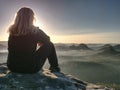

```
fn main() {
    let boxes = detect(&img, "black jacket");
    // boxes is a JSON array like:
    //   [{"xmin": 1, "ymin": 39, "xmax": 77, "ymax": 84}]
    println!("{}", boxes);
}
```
[{"xmin": 7, "ymin": 29, "xmax": 50, "ymax": 73}]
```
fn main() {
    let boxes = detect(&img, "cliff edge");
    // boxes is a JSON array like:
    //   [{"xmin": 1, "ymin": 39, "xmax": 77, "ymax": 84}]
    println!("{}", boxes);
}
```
[{"xmin": 0, "ymin": 64, "xmax": 112, "ymax": 90}]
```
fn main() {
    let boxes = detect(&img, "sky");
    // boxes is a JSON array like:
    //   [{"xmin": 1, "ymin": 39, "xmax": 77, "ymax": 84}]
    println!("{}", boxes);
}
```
[{"xmin": 0, "ymin": 0, "xmax": 120, "ymax": 43}]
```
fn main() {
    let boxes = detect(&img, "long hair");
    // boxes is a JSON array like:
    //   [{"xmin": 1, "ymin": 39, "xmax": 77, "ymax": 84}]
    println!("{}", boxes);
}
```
[{"xmin": 8, "ymin": 7, "xmax": 37, "ymax": 36}]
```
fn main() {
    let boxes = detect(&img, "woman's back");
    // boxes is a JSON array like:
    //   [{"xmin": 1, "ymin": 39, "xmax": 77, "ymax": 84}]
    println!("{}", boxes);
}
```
[
  {"xmin": 8, "ymin": 32, "xmax": 37, "ymax": 54},
  {"xmin": 7, "ymin": 7, "xmax": 60, "ymax": 73}
]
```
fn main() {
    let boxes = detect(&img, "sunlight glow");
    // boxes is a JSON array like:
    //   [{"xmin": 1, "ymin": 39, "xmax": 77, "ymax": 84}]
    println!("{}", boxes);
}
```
[
  {"xmin": 33, "ymin": 15, "xmax": 42, "ymax": 28},
  {"xmin": 33, "ymin": 14, "xmax": 53, "ymax": 36},
  {"xmin": 50, "ymin": 32, "xmax": 120, "ymax": 44},
  {"xmin": 0, "ymin": 31, "xmax": 9, "ymax": 41},
  {"xmin": 33, "ymin": 18, "xmax": 41, "ymax": 27},
  {"xmin": 1, "ymin": 31, "xmax": 120, "ymax": 44}
]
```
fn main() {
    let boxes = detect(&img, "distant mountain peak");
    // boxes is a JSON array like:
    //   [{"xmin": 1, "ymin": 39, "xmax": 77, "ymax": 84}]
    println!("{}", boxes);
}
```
[
  {"xmin": 69, "ymin": 43, "xmax": 92, "ymax": 50},
  {"xmin": 98, "ymin": 44, "xmax": 119, "ymax": 55},
  {"xmin": 113, "ymin": 44, "xmax": 120, "ymax": 51}
]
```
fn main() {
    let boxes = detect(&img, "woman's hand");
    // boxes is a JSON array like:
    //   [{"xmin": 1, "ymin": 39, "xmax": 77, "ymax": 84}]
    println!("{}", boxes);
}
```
[
  {"xmin": 38, "ymin": 42, "xmax": 44, "ymax": 47},
  {"xmin": 36, "ymin": 42, "xmax": 44, "ymax": 51}
]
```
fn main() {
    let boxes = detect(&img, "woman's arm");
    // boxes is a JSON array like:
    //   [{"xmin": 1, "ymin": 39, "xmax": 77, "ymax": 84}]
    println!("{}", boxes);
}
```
[{"xmin": 36, "ymin": 28, "xmax": 50, "ymax": 44}]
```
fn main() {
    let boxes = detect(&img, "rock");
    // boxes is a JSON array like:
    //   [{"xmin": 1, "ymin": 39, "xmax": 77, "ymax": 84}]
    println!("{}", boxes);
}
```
[{"xmin": 0, "ymin": 64, "xmax": 112, "ymax": 90}]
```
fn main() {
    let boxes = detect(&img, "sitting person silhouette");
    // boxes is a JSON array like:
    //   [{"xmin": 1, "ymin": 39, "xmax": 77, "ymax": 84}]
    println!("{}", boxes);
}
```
[{"xmin": 7, "ymin": 7, "xmax": 60, "ymax": 73}]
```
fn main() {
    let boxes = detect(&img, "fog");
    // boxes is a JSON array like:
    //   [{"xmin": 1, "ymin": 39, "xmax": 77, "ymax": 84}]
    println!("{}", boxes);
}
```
[{"xmin": 0, "ymin": 42, "xmax": 120, "ymax": 89}]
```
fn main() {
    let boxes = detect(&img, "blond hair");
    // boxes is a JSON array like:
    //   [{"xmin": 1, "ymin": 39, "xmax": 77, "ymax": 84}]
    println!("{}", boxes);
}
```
[{"xmin": 8, "ymin": 7, "xmax": 37, "ymax": 36}]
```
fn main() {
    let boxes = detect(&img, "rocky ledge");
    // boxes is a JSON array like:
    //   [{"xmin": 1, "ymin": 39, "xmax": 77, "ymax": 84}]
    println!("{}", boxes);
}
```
[{"xmin": 0, "ymin": 64, "xmax": 112, "ymax": 90}]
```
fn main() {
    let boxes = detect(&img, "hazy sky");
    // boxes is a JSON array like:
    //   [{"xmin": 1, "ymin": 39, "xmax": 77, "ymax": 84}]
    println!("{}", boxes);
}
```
[{"xmin": 0, "ymin": 0, "xmax": 120, "ymax": 43}]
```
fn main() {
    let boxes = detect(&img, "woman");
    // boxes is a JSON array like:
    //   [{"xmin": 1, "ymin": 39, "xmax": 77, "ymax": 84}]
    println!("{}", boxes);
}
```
[{"xmin": 7, "ymin": 7, "xmax": 60, "ymax": 73}]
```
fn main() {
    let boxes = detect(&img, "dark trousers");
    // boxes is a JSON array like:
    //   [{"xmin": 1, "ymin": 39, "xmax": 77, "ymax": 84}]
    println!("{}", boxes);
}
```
[
  {"xmin": 34, "ymin": 42, "xmax": 59, "ymax": 71},
  {"xmin": 7, "ymin": 42, "xmax": 59, "ymax": 73}
]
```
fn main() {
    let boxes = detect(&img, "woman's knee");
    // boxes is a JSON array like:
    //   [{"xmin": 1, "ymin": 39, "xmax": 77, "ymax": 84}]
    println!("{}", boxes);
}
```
[{"xmin": 43, "ymin": 42, "xmax": 54, "ymax": 49}]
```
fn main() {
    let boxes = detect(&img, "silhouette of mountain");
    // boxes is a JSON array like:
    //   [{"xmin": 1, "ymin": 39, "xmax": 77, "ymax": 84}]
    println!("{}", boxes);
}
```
[
  {"xmin": 78, "ymin": 44, "xmax": 92, "ymax": 50},
  {"xmin": 69, "ymin": 44, "xmax": 78, "ymax": 50},
  {"xmin": 113, "ymin": 44, "xmax": 120, "ymax": 51},
  {"xmin": 99, "ymin": 44, "xmax": 113, "ymax": 50},
  {"xmin": 98, "ymin": 44, "xmax": 119, "ymax": 55},
  {"xmin": 69, "ymin": 44, "xmax": 92, "ymax": 50}
]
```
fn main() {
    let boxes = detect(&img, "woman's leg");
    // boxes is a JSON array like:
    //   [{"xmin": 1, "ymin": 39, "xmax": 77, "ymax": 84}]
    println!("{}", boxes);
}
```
[
  {"xmin": 35, "ymin": 42, "xmax": 60, "ymax": 71},
  {"xmin": 47, "ymin": 43, "xmax": 60, "ymax": 72}
]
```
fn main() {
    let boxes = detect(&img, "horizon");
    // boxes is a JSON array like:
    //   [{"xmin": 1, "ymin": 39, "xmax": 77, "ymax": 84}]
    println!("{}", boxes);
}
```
[
  {"xmin": 0, "ymin": 0, "xmax": 120, "ymax": 43},
  {"xmin": 0, "ymin": 40, "xmax": 119, "ymax": 45}
]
